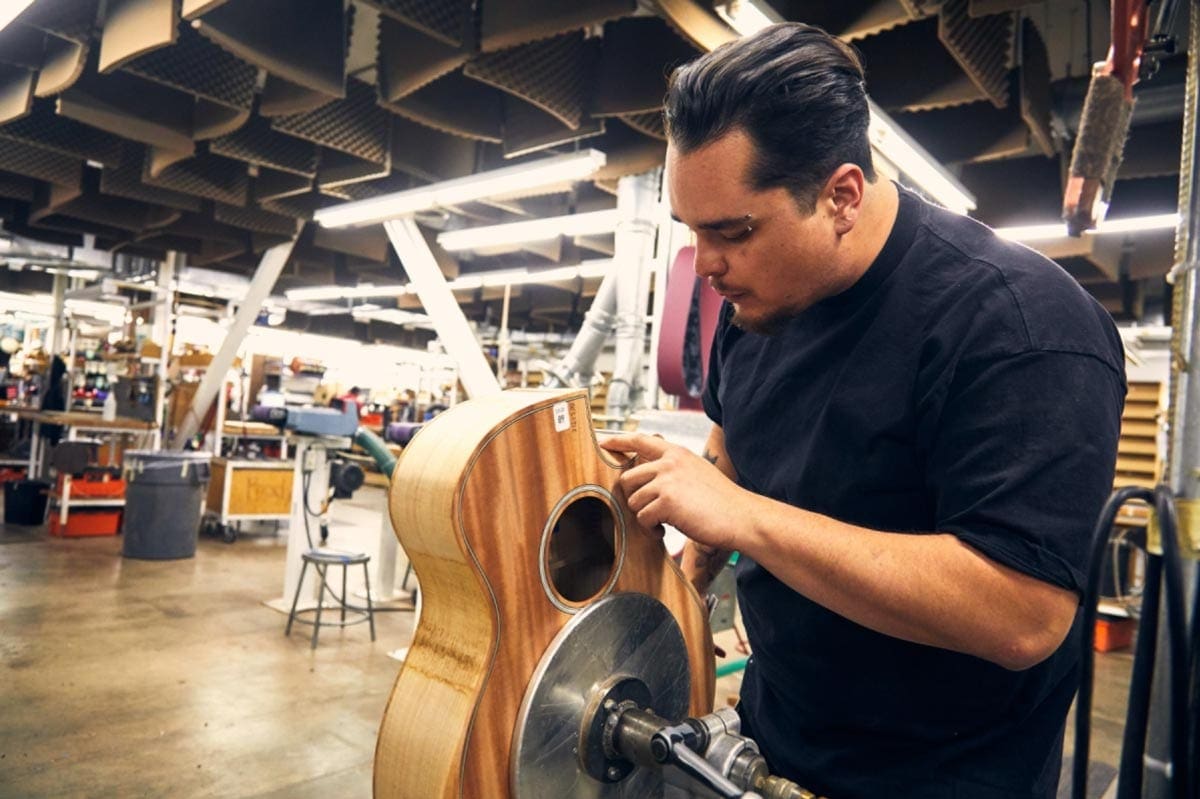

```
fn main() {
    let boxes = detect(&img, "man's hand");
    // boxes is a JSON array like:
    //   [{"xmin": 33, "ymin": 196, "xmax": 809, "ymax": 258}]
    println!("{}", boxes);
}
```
[{"xmin": 600, "ymin": 433, "xmax": 757, "ymax": 553}]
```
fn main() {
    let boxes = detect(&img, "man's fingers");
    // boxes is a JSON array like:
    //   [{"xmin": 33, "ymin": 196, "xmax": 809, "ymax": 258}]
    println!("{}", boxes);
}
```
[
  {"xmin": 618, "ymin": 461, "xmax": 660, "ymax": 495},
  {"xmin": 599, "ymin": 433, "xmax": 670, "ymax": 460}
]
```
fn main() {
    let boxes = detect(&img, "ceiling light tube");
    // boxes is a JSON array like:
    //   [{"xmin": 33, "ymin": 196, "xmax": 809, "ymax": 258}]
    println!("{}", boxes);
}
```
[
  {"xmin": 995, "ymin": 213, "xmax": 1179, "ymax": 242},
  {"xmin": 285, "ymin": 283, "xmax": 408, "ymax": 301},
  {"xmin": 0, "ymin": 1, "xmax": 34, "ymax": 33},
  {"xmin": 314, "ymin": 150, "xmax": 608, "ymax": 229},
  {"xmin": 437, "ymin": 209, "xmax": 620, "ymax": 252},
  {"xmin": 867, "ymin": 100, "xmax": 976, "ymax": 216},
  {"xmin": 715, "ymin": 0, "xmax": 784, "ymax": 36}
]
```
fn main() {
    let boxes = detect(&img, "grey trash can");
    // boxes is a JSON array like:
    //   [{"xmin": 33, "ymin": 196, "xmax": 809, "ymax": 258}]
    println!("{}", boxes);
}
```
[{"xmin": 121, "ymin": 451, "xmax": 212, "ymax": 559}]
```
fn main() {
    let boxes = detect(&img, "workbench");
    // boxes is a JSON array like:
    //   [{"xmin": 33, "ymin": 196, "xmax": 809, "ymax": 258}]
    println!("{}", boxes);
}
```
[{"xmin": 8, "ymin": 409, "xmax": 158, "ymax": 527}]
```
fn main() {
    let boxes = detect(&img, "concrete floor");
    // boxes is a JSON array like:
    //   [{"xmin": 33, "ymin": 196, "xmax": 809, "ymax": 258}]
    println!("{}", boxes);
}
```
[{"xmin": 1, "ymin": 486, "xmax": 1134, "ymax": 798}]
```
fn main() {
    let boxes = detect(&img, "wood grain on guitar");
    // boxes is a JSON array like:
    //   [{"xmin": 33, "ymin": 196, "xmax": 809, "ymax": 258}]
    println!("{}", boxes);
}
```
[{"xmin": 374, "ymin": 388, "xmax": 715, "ymax": 798}]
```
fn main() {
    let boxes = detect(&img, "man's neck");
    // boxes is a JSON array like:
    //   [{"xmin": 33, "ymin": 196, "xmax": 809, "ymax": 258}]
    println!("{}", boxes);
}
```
[{"xmin": 843, "ymin": 179, "xmax": 901, "ymax": 283}]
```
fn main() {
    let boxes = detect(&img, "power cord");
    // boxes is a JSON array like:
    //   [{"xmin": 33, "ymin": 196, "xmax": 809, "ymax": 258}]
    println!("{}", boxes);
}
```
[{"xmin": 300, "ymin": 466, "xmax": 413, "ymax": 614}]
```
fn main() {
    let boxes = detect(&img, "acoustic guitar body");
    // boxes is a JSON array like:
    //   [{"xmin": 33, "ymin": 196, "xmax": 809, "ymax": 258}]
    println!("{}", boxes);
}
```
[{"xmin": 374, "ymin": 388, "xmax": 714, "ymax": 798}]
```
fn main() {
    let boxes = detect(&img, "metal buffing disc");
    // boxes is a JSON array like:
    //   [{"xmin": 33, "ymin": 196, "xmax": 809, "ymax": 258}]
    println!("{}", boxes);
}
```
[{"xmin": 511, "ymin": 592, "xmax": 692, "ymax": 798}]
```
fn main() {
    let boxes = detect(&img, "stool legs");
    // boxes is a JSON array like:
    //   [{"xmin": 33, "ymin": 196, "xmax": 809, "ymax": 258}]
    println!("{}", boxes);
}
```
[
  {"xmin": 310, "ymin": 563, "xmax": 326, "ymax": 649},
  {"xmin": 340, "ymin": 565, "xmax": 348, "ymax": 624},
  {"xmin": 285, "ymin": 559, "xmax": 310, "ymax": 637},
  {"xmin": 362, "ymin": 561, "xmax": 376, "ymax": 642}
]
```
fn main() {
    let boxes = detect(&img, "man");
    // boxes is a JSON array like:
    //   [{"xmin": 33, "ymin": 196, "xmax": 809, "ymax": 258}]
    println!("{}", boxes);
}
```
[{"xmin": 600, "ymin": 22, "xmax": 1125, "ymax": 799}]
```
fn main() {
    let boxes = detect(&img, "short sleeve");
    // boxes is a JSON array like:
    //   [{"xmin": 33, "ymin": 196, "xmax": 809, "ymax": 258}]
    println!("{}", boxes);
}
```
[{"xmin": 926, "ymin": 350, "xmax": 1125, "ymax": 594}]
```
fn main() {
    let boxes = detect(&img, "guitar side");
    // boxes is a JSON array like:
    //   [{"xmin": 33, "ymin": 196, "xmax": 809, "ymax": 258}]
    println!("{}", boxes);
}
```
[{"xmin": 375, "ymin": 389, "xmax": 715, "ymax": 799}]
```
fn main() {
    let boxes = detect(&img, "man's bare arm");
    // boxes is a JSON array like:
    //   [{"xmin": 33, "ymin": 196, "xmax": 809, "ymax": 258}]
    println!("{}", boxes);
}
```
[{"xmin": 681, "ymin": 425, "xmax": 736, "ymax": 594}]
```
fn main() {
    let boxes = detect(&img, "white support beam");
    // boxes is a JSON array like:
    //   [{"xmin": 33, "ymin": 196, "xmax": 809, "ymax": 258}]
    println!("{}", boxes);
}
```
[
  {"xmin": 170, "ymin": 239, "xmax": 297, "ymax": 449},
  {"xmin": 383, "ymin": 218, "xmax": 500, "ymax": 399}
]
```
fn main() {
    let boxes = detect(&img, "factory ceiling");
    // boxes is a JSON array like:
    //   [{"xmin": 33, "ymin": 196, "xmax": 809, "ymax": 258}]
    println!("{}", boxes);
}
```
[{"xmin": 0, "ymin": 0, "xmax": 1188, "ymax": 336}]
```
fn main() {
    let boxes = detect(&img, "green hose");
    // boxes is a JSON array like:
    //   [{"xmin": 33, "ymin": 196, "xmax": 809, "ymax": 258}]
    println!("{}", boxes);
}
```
[
  {"xmin": 716, "ymin": 657, "xmax": 748, "ymax": 678},
  {"xmin": 354, "ymin": 427, "xmax": 397, "ymax": 481}
]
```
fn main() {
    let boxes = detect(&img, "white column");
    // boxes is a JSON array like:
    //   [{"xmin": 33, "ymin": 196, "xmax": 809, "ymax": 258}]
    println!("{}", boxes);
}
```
[
  {"xmin": 171, "ymin": 239, "xmax": 297, "ymax": 449},
  {"xmin": 383, "ymin": 217, "xmax": 500, "ymax": 399}
]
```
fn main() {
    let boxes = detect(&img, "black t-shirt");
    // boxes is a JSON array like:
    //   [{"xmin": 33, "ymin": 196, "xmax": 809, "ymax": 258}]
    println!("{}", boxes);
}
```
[{"xmin": 702, "ymin": 188, "xmax": 1126, "ymax": 799}]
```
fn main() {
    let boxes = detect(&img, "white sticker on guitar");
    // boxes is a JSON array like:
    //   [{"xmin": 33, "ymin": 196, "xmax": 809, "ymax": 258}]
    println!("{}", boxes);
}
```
[{"xmin": 553, "ymin": 401, "xmax": 570, "ymax": 432}]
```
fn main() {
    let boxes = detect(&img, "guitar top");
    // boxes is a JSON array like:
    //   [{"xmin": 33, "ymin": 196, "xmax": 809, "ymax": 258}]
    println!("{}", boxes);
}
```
[{"xmin": 374, "ymin": 388, "xmax": 715, "ymax": 798}]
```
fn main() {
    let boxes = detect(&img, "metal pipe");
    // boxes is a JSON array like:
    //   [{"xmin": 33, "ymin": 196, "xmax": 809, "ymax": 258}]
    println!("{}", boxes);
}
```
[
  {"xmin": 543, "ymin": 268, "xmax": 618, "ymax": 389},
  {"xmin": 605, "ymin": 169, "xmax": 661, "ymax": 421}
]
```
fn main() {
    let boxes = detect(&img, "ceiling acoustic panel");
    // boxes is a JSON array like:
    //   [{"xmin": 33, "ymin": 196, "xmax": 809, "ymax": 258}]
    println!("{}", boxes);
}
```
[
  {"xmin": 389, "ymin": 115, "xmax": 477, "ymax": 181},
  {"xmin": 98, "ymin": 0, "xmax": 178, "ymax": 73},
  {"xmin": 142, "ymin": 149, "xmax": 249, "ymax": 206},
  {"xmin": 382, "ymin": 69, "xmax": 505, "ymax": 143},
  {"xmin": 17, "ymin": 0, "xmax": 100, "ymax": 44},
  {"xmin": 36, "ymin": 34, "xmax": 89, "ymax": 97},
  {"xmin": 464, "ymin": 32, "xmax": 596, "ymax": 131},
  {"xmin": 214, "ymin": 202, "xmax": 299, "ymax": 236},
  {"xmin": 377, "ymin": 14, "xmax": 474, "ymax": 103},
  {"xmin": 766, "ymin": 0, "xmax": 932, "ymax": 41},
  {"xmin": 253, "ymin": 168, "xmax": 314, "ymax": 202},
  {"xmin": 273, "ymin": 79, "xmax": 390, "ymax": 165},
  {"xmin": 480, "ymin": 0, "xmax": 634, "ymax": 53},
  {"xmin": 0, "ymin": 137, "xmax": 83, "ymax": 187},
  {"xmin": 1019, "ymin": 17, "xmax": 1055, "ymax": 158},
  {"xmin": 937, "ymin": 0, "xmax": 1016, "ymax": 109},
  {"xmin": 122, "ymin": 25, "xmax": 257, "ymax": 112},
  {"xmin": 31, "ymin": 170, "xmax": 180, "ymax": 232},
  {"xmin": 0, "ymin": 97, "xmax": 123, "ymax": 167},
  {"xmin": 361, "ymin": 0, "xmax": 474, "ymax": 48},
  {"xmin": 856, "ymin": 17, "xmax": 994, "ymax": 112},
  {"xmin": 57, "ymin": 68, "xmax": 196, "ymax": 157},
  {"xmin": 191, "ymin": 0, "xmax": 347, "ymax": 99},
  {"xmin": 0, "ymin": 65, "xmax": 35, "ymax": 125},
  {"xmin": 619, "ymin": 111, "xmax": 666, "ymax": 141},
  {"xmin": 0, "ymin": 170, "xmax": 38, "ymax": 203},
  {"xmin": 211, "ymin": 116, "xmax": 320, "ymax": 178},
  {"xmin": 594, "ymin": 17, "xmax": 699, "ymax": 117},
  {"xmin": 501, "ymin": 96, "xmax": 605, "ymax": 158},
  {"xmin": 101, "ymin": 145, "xmax": 203, "ymax": 212}
]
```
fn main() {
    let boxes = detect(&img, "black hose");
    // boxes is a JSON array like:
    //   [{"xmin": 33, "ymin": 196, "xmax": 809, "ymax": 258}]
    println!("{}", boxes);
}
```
[
  {"xmin": 1116, "ymin": 553, "xmax": 1163, "ymax": 799},
  {"xmin": 1075, "ymin": 486, "xmax": 1155, "ymax": 799},
  {"xmin": 1153, "ymin": 485, "xmax": 1192, "ymax": 799},
  {"xmin": 1189, "ymin": 560, "xmax": 1200, "ymax": 795}
]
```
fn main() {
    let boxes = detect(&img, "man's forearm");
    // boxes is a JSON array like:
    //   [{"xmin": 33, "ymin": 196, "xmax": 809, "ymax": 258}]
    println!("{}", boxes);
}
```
[
  {"xmin": 681, "ymin": 540, "xmax": 730, "ymax": 595},
  {"xmin": 734, "ymin": 496, "xmax": 1079, "ymax": 671}
]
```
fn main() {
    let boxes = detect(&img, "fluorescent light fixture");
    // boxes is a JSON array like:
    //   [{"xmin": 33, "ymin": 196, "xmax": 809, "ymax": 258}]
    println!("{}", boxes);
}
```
[
  {"xmin": 314, "ymin": 150, "xmax": 608, "ymax": 229},
  {"xmin": 867, "ymin": 100, "xmax": 976, "ymax": 216},
  {"xmin": 285, "ymin": 283, "xmax": 408, "ymax": 301},
  {"xmin": 436, "ymin": 209, "xmax": 620, "ymax": 252},
  {"xmin": 715, "ymin": 0, "xmax": 783, "ymax": 36},
  {"xmin": 286, "ymin": 261, "xmax": 612, "ymax": 307},
  {"xmin": 0, "ymin": 0, "xmax": 34, "ymax": 33},
  {"xmin": 351, "ymin": 307, "xmax": 432, "ymax": 327},
  {"xmin": 995, "ymin": 213, "xmax": 1179, "ymax": 242}
]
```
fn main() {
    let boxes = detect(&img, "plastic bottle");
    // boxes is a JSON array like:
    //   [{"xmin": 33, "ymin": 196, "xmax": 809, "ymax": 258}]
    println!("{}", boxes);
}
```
[{"xmin": 102, "ymin": 384, "xmax": 117, "ymax": 421}]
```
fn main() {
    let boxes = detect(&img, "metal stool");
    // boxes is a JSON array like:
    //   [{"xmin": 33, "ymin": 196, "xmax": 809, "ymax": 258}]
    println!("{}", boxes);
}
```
[{"xmin": 285, "ymin": 548, "xmax": 376, "ymax": 649}]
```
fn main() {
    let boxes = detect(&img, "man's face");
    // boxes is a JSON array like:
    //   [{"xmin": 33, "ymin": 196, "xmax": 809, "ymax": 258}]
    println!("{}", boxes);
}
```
[{"xmin": 667, "ymin": 129, "xmax": 841, "ymax": 334}]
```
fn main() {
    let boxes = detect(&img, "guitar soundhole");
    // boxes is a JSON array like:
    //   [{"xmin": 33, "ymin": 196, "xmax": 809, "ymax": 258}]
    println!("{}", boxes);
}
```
[{"xmin": 547, "ymin": 496, "xmax": 617, "ymax": 603}]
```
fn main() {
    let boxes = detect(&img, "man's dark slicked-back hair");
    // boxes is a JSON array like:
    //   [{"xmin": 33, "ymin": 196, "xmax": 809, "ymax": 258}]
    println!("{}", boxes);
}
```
[{"xmin": 664, "ymin": 23, "xmax": 875, "ymax": 212}]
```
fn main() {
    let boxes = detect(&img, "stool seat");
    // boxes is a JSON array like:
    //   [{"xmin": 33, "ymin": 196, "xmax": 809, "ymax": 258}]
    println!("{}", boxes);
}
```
[
  {"xmin": 303, "ymin": 547, "xmax": 370, "ymax": 565},
  {"xmin": 285, "ymin": 547, "xmax": 376, "ymax": 648}
]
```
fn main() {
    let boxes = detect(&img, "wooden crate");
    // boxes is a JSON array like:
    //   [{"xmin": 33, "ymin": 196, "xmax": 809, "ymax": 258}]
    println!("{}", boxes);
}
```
[
  {"xmin": 1114, "ymin": 380, "xmax": 1164, "ymax": 525},
  {"xmin": 207, "ymin": 458, "xmax": 293, "ymax": 517}
]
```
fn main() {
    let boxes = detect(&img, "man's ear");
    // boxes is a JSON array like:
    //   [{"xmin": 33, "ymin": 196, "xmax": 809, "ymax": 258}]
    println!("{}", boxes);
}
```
[{"xmin": 825, "ymin": 164, "xmax": 866, "ymax": 235}]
